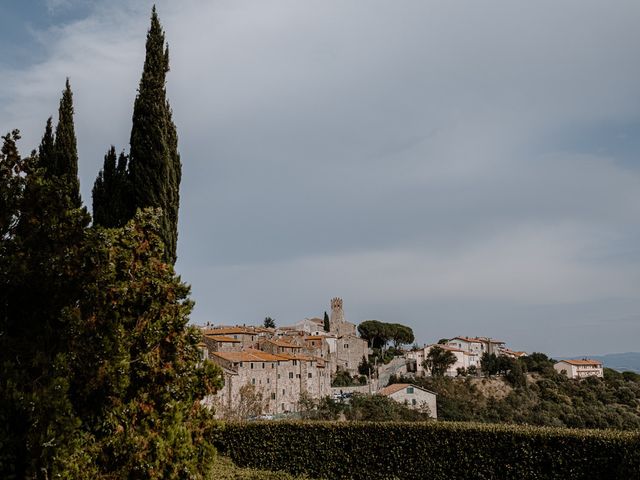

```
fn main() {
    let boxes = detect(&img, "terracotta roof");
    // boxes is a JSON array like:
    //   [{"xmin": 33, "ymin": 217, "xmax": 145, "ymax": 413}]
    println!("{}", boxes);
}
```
[
  {"xmin": 204, "ymin": 327, "xmax": 257, "ymax": 336},
  {"xmin": 378, "ymin": 383, "xmax": 437, "ymax": 397},
  {"xmin": 305, "ymin": 336, "xmax": 326, "ymax": 341},
  {"xmin": 204, "ymin": 334, "xmax": 241, "ymax": 343},
  {"xmin": 277, "ymin": 353, "xmax": 317, "ymax": 362},
  {"xmin": 211, "ymin": 349, "xmax": 283, "ymax": 363},
  {"xmin": 378, "ymin": 383, "xmax": 411, "ymax": 396},
  {"xmin": 501, "ymin": 348, "xmax": 527, "ymax": 357},
  {"xmin": 428, "ymin": 344, "xmax": 465, "ymax": 353},
  {"xmin": 559, "ymin": 359, "xmax": 603, "ymax": 367},
  {"xmin": 451, "ymin": 336, "xmax": 505, "ymax": 344},
  {"xmin": 261, "ymin": 338, "xmax": 303, "ymax": 348}
]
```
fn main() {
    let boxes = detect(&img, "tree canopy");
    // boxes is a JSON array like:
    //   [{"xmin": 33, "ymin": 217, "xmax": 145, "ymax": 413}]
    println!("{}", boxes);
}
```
[
  {"xmin": 357, "ymin": 320, "xmax": 415, "ymax": 350},
  {"xmin": 423, "ymin": 346, "xmax": 457, "ymax": 377},
  {"xmin": 93, "ymin": 7, "xmax": 181, "ymax": 265}
]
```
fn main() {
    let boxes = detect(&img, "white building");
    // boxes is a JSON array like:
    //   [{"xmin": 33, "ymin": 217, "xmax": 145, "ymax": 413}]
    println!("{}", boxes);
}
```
[
  {"xmin": 554, "ymin": 359, "xmax": 603, "ymax": 379},
  {"xmin": 407, "ymin": 344, "xmax": 479, "ymax": 377},
  {"xmin": 446, "ymin": 336, "xmax": 505, "ymax": 356},
  {"xmin": 378, "ymin": 383, "xmax": 437, "ymax": 418}
]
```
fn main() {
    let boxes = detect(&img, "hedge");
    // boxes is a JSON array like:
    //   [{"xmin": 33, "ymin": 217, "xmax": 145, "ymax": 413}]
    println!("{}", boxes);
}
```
[{"xmin": 213, "ymin": 421, "xmax": 640, "ymax": 479}]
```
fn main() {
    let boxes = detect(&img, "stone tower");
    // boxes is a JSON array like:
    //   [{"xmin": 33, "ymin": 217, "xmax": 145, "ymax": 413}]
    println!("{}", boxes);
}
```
[{"xmin": 329, "ymin": 297, "xmax": 356, "ymax": 336}]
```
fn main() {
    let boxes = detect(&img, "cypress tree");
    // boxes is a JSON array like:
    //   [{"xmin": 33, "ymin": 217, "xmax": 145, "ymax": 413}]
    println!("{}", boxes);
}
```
[
  {"xmin": 324, "ymin": 311, "xmax": 330, "ymax": 332},
  {"xmin": 39, "ymin": 116, "xmax": 55, "ymax": 173},
  {"xmin": 53, "ymin": 78, "xmax": 82, "ymax": 208},
  {"xmin": 1, "ymin": 124, "xmax": 91, "ymax": 478},
  {"xmin": 128, "ymin": 7, "xmax": 181, "ymax": 264},
  {"xmin": 92, "ymin": 146, "xmax": 134, "ymax": 228}
]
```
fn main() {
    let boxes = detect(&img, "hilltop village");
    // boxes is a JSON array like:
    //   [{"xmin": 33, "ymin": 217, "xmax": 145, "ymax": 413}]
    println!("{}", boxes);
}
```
[{"xmin": 198, "ymin": 298, "xmax": 604, "ymax": 419}]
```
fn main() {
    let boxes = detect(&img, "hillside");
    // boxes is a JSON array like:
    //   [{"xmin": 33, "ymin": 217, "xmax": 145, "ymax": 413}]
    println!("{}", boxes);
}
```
[{"xmin": 390, "ymin": 353, "xmax": 640, "ymax": 430}]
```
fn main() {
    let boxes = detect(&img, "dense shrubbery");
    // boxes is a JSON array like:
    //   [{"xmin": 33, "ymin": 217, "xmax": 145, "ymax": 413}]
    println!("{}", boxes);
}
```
[
  {"xmin": 299, "ymin": 393, "xmax": 432, "ymax": 422},
  {"xmin": 390, "ymin": 354, "xmax": 640, "ymax": 430},
  {"xmin": 215, "ymin": 421, "xmax": 640, "ymax": 480}
]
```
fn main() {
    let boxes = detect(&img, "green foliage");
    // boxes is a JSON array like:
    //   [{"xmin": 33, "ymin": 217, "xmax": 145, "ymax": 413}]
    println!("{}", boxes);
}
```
[
  {"xmin": 263, "ymin": 316, "xmax": 276, "ymax": 329},
  {"xmin": 209, "ymin": 455, "xmax": 313, "ymax": 480},
  {"xmin": 0, "ymin": 123, "xmax": 91, "ymax": 478},
  {"xmin": 0, "ymin": 37, "xmax": 222, "ymax": 476},
  {"xmin": 358, "ymin": 356, "xmax": 372, "ymax": 376},
  {"xmin": 215, "ymin": 421, "xmax": 640, "ymax": 479},
  {"xmin": 345, "ymin": 395, "xmax": 431, "ymax": 422},
  {"xmin": 127, "ymin": 7, "xmax": 181, "ymax": 265},
  {"xmin": 423, "ymin": 346, "xmax": 457, "ymax": 377},
  {"xmin": 394, "ymin": 366, "xmax": 640, "ymax": 430},
  {"xmin": 357, "ymin": 320, "xmax": 414, "ymax": 351},
  {"xmin": 323, "ymin": 311, "xmax": 330, "ymax": 332},
  {"xmin": 299, "ymin": 394, "xmax": 430, "ymax": 422},
  {"xmin": 92, "ymin": 146, "xmax": 133, "ymax": 227},
  {"xmin": 331, "ymin": 369, "xmax": 362, "ymax": 387},
  {"xmin": 520, "ymin": 352, "xmax": 556, "ymax": 375},
  {"xmin": 71, "ymin": 210, "xmax": 224, "ymax": 478},
  {"xmin": 52, "ymin": 79, "xmax": 82, "ymax": 208}
]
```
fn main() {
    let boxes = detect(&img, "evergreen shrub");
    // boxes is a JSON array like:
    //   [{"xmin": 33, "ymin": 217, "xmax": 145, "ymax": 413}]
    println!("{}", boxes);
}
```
[{"xmin": 214, "ymin": 421, "xmax": 640, "ymax": 479}]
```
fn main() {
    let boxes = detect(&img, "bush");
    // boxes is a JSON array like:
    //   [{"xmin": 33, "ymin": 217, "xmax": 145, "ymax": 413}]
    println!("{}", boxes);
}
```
[{"xmin": 214, "ymin": 421, "xmax": 640, "ymax": 479}]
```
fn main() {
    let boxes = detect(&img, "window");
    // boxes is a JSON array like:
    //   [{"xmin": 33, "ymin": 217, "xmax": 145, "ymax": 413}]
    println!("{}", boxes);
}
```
[
  {"xmin": 296, "ymin": 374, "xmax": 301, "ymax": 379},
  {"xmin": 252, "ymin": 378, "xmax": 255, "ymax": 385},
  {"xmin": 239, "ymin": 362, "xmax": 243, "ymax": 367},
  {"xmin": 271, "ymin": 363, "xmax": 275, "ymax": 369},
  {"xmin": 344, "ymin": 344, "xmax": 349, "ymax": 348},
  {"xmin": 262, "ymin": 362, "xmax": 265, "ymax": 368},
  {"xmin": 282, "ymin": 389, "xmax": 285, "ymax": 395},
  {"xmin": 407, "ymin": 387, "xmax": 414, "ymax": 394},
  {"xmin": 293, "ymin": 360, "xmax": 298, "ymax": 366},
  {"xmin": 271, "ymin": 393, "xmax": 276, "ymax": 400},
  {"xmin": 250, "ymin": 363, "xmax": 254, "ymax": 369},
  {"xmin": 289, "ymin": 372, "xmax": 294, "ymax": 379},
  {"xmin": 308, "ymin": 373, "xmax": 312, "ymax": 378}
]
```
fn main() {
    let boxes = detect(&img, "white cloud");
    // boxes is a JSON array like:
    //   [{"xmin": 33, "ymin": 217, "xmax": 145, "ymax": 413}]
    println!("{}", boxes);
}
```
[{"xmin": 2, "ymin": 0, "xmax": 640, "ymax": 355}]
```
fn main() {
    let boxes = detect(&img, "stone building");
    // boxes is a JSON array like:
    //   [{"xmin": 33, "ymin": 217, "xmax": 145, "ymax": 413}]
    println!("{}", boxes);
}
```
[
  {"xmin": 207, "ymin": 348, "xmax": 330, "ymax": 415},
  {"xmin": 203, "ymin": 297, "xmax": 370, "ymax": 416},
  {"xmin": 202, "ymin": 334, "xmax": 242, "ymax": 353}
]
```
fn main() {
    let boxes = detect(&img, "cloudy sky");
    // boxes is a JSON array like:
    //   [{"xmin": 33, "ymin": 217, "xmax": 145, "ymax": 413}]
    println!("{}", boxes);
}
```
[{"xmin": 2, "ymin": 0, "xmax": 640, "ymax": 356}]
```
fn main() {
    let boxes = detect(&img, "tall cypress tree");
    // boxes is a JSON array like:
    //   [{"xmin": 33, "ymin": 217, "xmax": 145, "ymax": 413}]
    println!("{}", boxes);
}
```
[
  {"xmin": 127, "ymin": 7, "xmax": 181, "ymax": 264},
  {"xmin": 1, "ymin": 92, "xmax": 91, "ymax": 476},
  {"xmin": 39, "ymin": 117, "xmax": 55, "ymax": 173},
  {"xmin": 53, "ymin": 79, "xmax": 82, "ymax": 208},
  {"xmin": 93, "ymin": 147, "xmax": 133, "ymax": 228}
]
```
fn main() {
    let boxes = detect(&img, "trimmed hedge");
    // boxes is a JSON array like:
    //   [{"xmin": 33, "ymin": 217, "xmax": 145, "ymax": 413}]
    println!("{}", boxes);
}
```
[{"xmin": 214, "ymin": 421, "xmax": 640, "ymax": 479}]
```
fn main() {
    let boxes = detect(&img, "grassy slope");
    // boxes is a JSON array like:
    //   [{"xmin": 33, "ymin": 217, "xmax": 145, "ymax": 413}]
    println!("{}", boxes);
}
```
[{"xmin": 209, "ymin": 456, "xmax": 312, "ymax": 480}]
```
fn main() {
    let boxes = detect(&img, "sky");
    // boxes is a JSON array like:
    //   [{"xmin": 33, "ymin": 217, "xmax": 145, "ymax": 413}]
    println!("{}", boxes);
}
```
[{"xmin": 1, "ymin": 0, "xmax": 640, "ymax": 357}]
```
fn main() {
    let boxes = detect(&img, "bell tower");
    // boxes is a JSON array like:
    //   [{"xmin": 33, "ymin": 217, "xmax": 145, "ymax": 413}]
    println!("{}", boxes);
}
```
[
  {"xmin": 329, "ymin": 297, "xmax": 356, "ymax": 336},
  {"xmin": 330, "ymin": 297, "xmax": 344, "ymax": 330}
]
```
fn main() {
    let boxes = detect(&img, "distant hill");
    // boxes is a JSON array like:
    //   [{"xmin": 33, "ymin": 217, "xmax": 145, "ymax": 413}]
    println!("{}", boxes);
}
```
[{"xmin": 573, "ymin": 352, "xmax": 640, "ymax": 373}]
